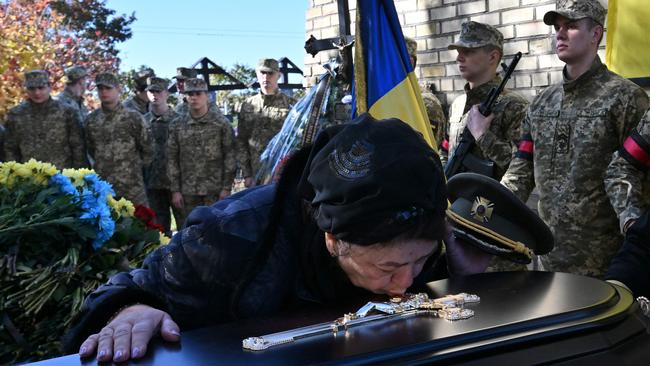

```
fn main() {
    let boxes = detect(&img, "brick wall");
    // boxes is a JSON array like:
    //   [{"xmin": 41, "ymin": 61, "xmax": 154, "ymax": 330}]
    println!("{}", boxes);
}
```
[{"xmin": 304, "ymin": 0, "xmax": 611, "ymax": 107}]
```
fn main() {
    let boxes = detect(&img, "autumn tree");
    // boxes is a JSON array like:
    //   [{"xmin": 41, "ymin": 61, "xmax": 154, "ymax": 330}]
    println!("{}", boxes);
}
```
[{"xmin": 0, "ymin": 0, "xmax": 135, "ymax": 120}]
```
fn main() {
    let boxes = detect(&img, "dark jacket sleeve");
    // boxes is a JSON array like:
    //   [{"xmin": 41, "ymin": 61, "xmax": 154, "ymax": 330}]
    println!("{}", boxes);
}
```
[
  {"xmin": 606, "ymin": 208, "xmax": 650, "ymax": 298},
  {"xmin": 63, "ymin": 187, "xmax": 275, "ymax": 353}
]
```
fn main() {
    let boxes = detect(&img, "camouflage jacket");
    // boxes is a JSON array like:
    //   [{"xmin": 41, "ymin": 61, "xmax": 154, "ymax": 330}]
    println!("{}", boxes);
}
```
[
  {"xmin": 144, "ymin": 108, "xmax": 179, "ymax": 190},
  {"xmin": 84, "ymin": 104, "xmax": 153, "ymax": 204},
  {"xmin": 123, "ymin": 95, "xmax": 150, "ymax": 115},
  {"xmin": 236, "ymin": 90, "xmax": 296, "ymax": 177},
  {"xmin": 605, "ymin": 107, "xmax": 650, "ymax": 231},
  {"xmin": 421, "ymin": 89, "xmax": 446, "ymax": 147},
  {"xmin": 3, "ymin": 98, "xmax": 87, "ymax": 168},
  {"xmin": 442, "ymin": 76, "xmax": 528, "ymax": 179},
  {"xmin": 56, "ymin": 87, "xmax": 89, "ymax": 123},
  {"xmin": 501, "ymin": 57, "xmax": 649, "ymax": 277},
  {"xmin": 168, "ymin": 109, "xmax": 236, "ymax": 194}
]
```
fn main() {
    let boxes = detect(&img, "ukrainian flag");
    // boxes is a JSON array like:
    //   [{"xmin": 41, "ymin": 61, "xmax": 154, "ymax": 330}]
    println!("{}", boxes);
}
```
[
  {"xmin": 353, "ymin": 0, "xmax": 437, "ymax": 150},
  {"xmin": 606, "ymin": 0, "xmax": 650, "ymax": 79}
]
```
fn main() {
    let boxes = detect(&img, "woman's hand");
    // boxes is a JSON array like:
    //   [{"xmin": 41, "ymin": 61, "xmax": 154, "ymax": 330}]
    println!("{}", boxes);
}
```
[
  {"xmin": 79, "ymin": 304, "xmax": 180, "ymax": 362},
  {"xmin": 444, "ymin": 222, "xmax": 493, "ymax": 276}
]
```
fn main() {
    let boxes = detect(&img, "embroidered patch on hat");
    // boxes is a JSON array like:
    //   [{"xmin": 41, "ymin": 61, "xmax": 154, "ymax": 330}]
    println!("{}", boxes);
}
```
[
  {"xmin": 470, "ymin": 196, "xmax": 494, "ymax": 223},
  {"xmin": 328, "ymin": 139, "xmax": 374, "ymax": 180}
]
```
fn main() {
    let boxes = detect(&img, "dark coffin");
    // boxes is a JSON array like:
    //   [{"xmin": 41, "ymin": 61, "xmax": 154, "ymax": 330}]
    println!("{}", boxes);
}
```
[{"xmin": 29, "ymin": 271, "xmax": 650, "ymax": 365}]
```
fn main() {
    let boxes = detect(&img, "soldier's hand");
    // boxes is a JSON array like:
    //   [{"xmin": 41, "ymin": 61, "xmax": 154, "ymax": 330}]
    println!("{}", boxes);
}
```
[
  {"xmin": 78, "ymin": 304, "xmax": 180, "ymax": 363},
  {"xmin": 466, "ymin": 105, "xmax": 494, "ymax": 141},
  {"xmin": 171, "ymin": 192, "xmax": 184, "ymax": 209},
  {"xmin": 219, "ymin": 189, "xmax": 231, "ymax": 200},
  {"xmin": 244, "ymin": 177, "xmax": 254, "ymax": 188}
]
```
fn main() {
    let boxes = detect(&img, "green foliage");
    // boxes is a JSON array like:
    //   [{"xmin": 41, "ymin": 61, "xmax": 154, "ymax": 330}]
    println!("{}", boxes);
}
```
[
  {"xmin": 0, "ymin": 162, "xmax": 168, "ymax": 364},
  {"xmin": 50, "ymin": 0, "xmax": 136, "ymax": 57}
]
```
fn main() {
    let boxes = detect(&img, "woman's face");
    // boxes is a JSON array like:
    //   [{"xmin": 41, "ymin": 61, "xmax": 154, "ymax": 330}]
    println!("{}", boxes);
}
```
[{"xmin": 325, "ymin": 233, "xmax": 438, "ymax": 296}]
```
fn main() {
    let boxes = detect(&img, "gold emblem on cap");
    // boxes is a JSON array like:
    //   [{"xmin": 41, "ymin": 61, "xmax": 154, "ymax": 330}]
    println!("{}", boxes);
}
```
[{"xmin": 470, "ymin": 196, "xmax": 494, "ymax": 223}]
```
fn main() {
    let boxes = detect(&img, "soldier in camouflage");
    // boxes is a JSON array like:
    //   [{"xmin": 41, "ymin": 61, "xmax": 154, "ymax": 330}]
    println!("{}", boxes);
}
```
[
  {"xmin": 442, "ymin": 21, "xmax": 529, "ymax": 180},
  {"xmin": 85, "ymin": 73, "xmax": 153, "ymax": 205},
  {"xmin": 236, "ymin": 58, "xmax": 297, "ymax": 187},
  {"xmin": 173, "ymin": 67, "xmax": 198, "ymax": 115},
  {"xmin": 123, "ymin": 68, "xmax": 155, "ymax": 115},
  {"xmin": 168, "ymin": 78, "xmax": 237, "ymax": 227},
  {"xmin": 3, "ymin": 70, "xmax": 87, "ymax": 168},
  {"xmin": 605, "ymin": 108, "xmax": 650, "ymax": 234},
  {"xmin": 143, "ymin": 77, "xmax": 181, "ymax": 236},
  {"xmin": 56, "ymin": 65, "xmax": 89, "ymax": 124},
  {"xmin": 405, "ymin": 37, "xmax": 447, "ymax": 145},
  {"xmin": 469, "ymin": 0, "xmax": 649, "ymax": 277}
]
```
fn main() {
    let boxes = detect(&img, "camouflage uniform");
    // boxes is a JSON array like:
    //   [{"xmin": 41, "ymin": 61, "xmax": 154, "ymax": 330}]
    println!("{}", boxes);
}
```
[
  {"xmin": 123, "ymin": 95, "xmax": 150, "ymax": 115},
  {"xmin": 123, "ymin": 69, "xmax": 154, "ymax": 115},
  {"xmin": 143, "ymin": 78, "xmax": 182, "ymax": 235},
  {"xmin": 442, "ymin": 78, "xmax": 528, "ymax": 179},
  {"xmin": 404, "ymin": 37, "xmax": 447, "ymax": 147},
  {"xmin": 502, "ymin": 57, "xmax": 649, "ymax": 277},
  {"xmin": 605, "ymin": 108, "xmax": 650, "ymax": 232},
  {"xmin": 3, "ymin": 71, "xmax": 87, "ymax": 168},
  {"xmin": 56, "ymin": 66, "xmax": 89, "ymax": 123},
  {"xmin": 442, "ymin": 21, "xmax": 529, "ymax": 180},
  {"xmin": 236, "ymin": 90, "xmax": 297, "ymax": 180},
  {"xmin": 421, "ymin": 88, "xmax": 447, "ymax": 146},
  {"xmin": 168, "ymin": 79, "xmax": 237, "ymax": 226},
  {"xmin": 85, "ymin": 73, "xmax": 153, "ymax": 205}
]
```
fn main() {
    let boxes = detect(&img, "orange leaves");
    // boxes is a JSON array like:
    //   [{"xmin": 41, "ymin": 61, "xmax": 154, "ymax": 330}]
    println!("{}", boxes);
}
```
[{"xmin": 0, "ymin": 0, "xmax": 120, "ymax": 121}]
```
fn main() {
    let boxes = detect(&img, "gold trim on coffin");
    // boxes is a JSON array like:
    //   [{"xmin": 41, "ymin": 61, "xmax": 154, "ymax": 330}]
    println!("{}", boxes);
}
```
[{"xmin": 446, "ymin": 209, "xmax": 533, "ymax": 259}]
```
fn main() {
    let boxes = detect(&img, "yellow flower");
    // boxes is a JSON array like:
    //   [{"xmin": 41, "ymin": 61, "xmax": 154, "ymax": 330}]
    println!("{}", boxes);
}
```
[
  {"xmin": 62, "ymin": 168, "xmax": 89, "ymax": 187},
  {"xmin": 38, "ymin": 162, "xmax": 59, "ymax": 178},
  {"xmin": 159, "ymin": 232, "xmax": 171, "ymax": 245},
  {"xmin": 118, "ymin": 198, "xmax": 135, "ymax": 217},
  {"xmin": 13, "ymin": 164, "xmax": 32, "ymax": 179},
  {"xmin": 107, "ymin": 195, "xmax": 135, "ymax": 219}
]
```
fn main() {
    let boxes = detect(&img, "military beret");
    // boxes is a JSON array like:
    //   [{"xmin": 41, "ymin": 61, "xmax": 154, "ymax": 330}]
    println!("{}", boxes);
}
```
[
  {"xmin": 95, "ymin": 72, "xmax": 120, "ymax": 88},
  {"xmin": 146, "ymin": 77, "xmax": 170, "ymax": 92},
  {"xmin": 63, "ymin": 66, "xmax": 88, "ymax": 84},
  {"xmin": 544, "ymin": 0, "xmax": 607, "ymax": 27},
  {"xmin": 24, "ymin": 70, "xmax": 49, "ymax": 88},
  {"xmin": 174, "ymin": 67, "xmax": 197, "ymax": 80},
  {"xmin": 306, "ymin": 113, "xmax": 447, "ymax": 245},
  {"xmin": 446, "ymin": 173, "xmax": 554, "ymax": 264},
  {"xmin": 183, "ymin": 78, "xmax": 208, "ymax": 93},
  {"xmin": 256, "ymin": 58, "xmax": 280, "ymax": 73},
  {"xmin": 448, "ymin": 21, "xmax": 504, "ymax": 50}
]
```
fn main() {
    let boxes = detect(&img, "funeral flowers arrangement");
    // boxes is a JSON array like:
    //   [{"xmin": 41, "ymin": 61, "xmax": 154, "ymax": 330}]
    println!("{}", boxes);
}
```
[{"xmin": 0, "ymin": 159, "xmax": 170, "ymax": 363}]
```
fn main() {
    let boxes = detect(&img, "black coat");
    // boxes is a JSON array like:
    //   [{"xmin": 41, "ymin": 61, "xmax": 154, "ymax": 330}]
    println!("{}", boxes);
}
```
[
  {"xmin": 63, "ymin": 148, "xmax": 448, "ymax": 353},
  {"xmin": 606, "ymin": 208, "xmax": 650, "ymax": 298}
]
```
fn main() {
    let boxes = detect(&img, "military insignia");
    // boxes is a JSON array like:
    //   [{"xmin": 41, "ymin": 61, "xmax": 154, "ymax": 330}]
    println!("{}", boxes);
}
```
[
  {"xmin": 554, "ymin": 123, "xmax": 571, "ymax": 154},
  {"xmin": 329, "ymin": 139, "xmax": 374, "ymax": 180},
  {"xmin": 470, "ymin": 196, "xmax": 494, "ymax": 223}
]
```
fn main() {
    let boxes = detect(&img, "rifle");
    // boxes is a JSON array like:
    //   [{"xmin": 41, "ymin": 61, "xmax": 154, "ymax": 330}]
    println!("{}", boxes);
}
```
[
  {"xmin": 242, "ymin": 292, "xmax": 479, "ymax": 351},
  {"xmin": 444, "ymin": 52, "xmax": 522, "ymax": 179}
]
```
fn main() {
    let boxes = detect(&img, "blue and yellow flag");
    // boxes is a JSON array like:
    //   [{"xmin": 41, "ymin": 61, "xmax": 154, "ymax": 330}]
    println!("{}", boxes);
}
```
[
  {"xmin": 605, "ymin": 0, "xmax": 650, "ymax": 79},
  {"xmin": 353, "ymin": 0, "xmax": 437, "ymax": 150}
]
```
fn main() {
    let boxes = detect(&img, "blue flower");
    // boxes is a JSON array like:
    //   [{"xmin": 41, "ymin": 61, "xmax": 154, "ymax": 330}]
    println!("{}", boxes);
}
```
[
  {"xmin": 49, "ymin": 174, "xmax": 80, "ymax": 202},
  {"xmin": 78, "ymin": 174, "xmax": 117, "ymax": 250}
]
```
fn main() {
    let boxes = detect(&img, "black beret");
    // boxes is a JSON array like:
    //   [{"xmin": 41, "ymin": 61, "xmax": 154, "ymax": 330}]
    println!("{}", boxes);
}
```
[
  {"xmin": 306, "ymin": 113, "xmax": 447, "ymax": 245},
  {"xmin": 446, "ymin": 173, "xmax": 554, "ymax": 264}
]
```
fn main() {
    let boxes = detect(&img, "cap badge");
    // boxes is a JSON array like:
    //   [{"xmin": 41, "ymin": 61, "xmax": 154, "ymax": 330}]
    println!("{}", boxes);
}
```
[
  {"xmin": 470, "ymin": 196, "xmax": 494, "ymax": 223},
  {"xmin": 329, "ymin": 139, "xmax": 374, "ymax": 180}
]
